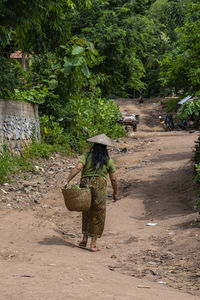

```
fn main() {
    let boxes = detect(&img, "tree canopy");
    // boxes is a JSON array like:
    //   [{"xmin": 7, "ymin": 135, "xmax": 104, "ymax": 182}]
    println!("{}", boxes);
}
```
[
  {"xmin": 66, "ymin": 0, "xmax": 166, "ymax": 96},
  {"xmin": 1, "ymin": 0, "xmax": 200, "ymax": 152},
  {"xmin": 0, "ymin": 0, "xmax": 91, "ymax": 53},
  {"xmin": 159, "ymin": 1, "xmax": 200, "ymax": 95}
]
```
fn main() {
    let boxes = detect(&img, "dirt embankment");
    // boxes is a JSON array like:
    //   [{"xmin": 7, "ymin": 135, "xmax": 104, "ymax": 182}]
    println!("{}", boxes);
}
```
[{"xmin": 0, "ymin": 98, "xmax": 200, "ymax": 300}]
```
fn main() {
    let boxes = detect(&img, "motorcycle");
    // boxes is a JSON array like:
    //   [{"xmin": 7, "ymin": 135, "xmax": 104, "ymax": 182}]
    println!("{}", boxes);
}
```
[{"xmin": 159, "ymin": 113, "xmax": 174, "ymax": 131}]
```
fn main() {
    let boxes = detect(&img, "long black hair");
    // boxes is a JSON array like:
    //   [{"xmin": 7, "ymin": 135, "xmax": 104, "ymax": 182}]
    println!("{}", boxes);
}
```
[{"xmin": 91, "ymin": 143, "xmax": 109, "ymax": 169}]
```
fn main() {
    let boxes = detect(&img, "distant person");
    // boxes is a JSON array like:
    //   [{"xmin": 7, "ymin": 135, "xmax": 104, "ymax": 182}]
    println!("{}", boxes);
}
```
[
  {"xmin": 178, "ymin": 119, "xmax": 187, "ymax": 130},
  {"xmin": 187, "ymin": 118, "xmax": 194, "ymax": 128},
  {"xmin": 137, "ymin": 89, "xmax": 143, "ymax": 104},
  {"xmin": 64, "ymin": 134, "xmax": 118, "ymax": 252}
]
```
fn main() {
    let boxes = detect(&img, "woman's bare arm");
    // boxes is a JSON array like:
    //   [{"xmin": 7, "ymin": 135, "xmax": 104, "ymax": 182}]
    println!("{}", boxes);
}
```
[
  {"xmin": 64, "ymin": 162, "xmax": 84, "ymax": 187},
  {"xmin": 109, "ymin": 172, "xmax": 118, "ymax": 201}
]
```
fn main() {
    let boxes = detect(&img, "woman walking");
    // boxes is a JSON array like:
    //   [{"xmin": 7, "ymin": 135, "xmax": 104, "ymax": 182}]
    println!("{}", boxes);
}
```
[{"xmin": 65, "ymin": 134, "xmax": 117, "ymax": 252}]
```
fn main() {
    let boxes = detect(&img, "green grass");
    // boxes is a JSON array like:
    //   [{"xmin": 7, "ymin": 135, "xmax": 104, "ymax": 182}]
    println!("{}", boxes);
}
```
[
  {"xmin": 0, "ymin": 141, "xmax": 73, "ymax": 184},
  {"xmin": 0, "ymin": 145, "xmax": 33, "ymax": 184}
]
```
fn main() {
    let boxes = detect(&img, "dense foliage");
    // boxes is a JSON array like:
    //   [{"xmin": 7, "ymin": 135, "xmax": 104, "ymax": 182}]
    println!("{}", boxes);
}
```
[
  {"xmin": 68, "ymin": 0, "xmax": 164, "ymax": 96},
  {"xmin": 2, "ymin": 0, "xmax": 199, "ymax": 99},
  {"xmin": 0, "ymin": 0, "xmax": 91, "ymax": 52},
  {"xmin": 159, "ymin": 1, "xmax": 200, "ymax": 96},
  {"xmin": 194, "ymin": 135, "xmax": 200, "ymax": 211},
  {"xmin": 0, "ymin": 57, "xmax": 24, "ymax": 97},
  {"xmin": 1, "ymin": 0, "xmax": 200, "ymax": 160},
  {"xmin": 178, "ymin": 99, "xmax": 200, "ymax": 120}
]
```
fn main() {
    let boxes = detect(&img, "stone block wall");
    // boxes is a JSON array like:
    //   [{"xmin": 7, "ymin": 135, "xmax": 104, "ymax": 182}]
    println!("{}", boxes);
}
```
[{"xmin": 0, "ymin": 99, "xmax": 40, "ymax": 154}]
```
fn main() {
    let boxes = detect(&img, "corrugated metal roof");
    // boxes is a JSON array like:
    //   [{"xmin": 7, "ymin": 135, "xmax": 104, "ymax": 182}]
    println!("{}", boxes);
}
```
[
  {"xmin": 10, "ymin": 50, "xmax": 33, "ymax": 59},
  {"xmin": 178, "ymin": 95, "xmax": 193, "ymax": 105},
  {"xmin": 10, "ymin": 50, "xmax": 23, "ymax": 58}
]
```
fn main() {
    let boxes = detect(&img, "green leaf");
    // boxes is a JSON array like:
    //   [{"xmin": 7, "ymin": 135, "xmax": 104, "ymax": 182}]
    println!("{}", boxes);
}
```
[
  {"xmin": 64, "ymin": 57, "xmax": 71, "ymax": 64},
  {"xmin": 73, "ymin": 56, "xmax": 84, "ymax": 66},
  {"xmin": 81, "ymin": 64, "xmax": 90, "ymax": 78},
  {"xmin": 49, "ymin": 79, "xmax": 58, "ymax": 90},
  {"xmin": 61, "ymin": 61, "xmax": 73, "ymax": 76},
  {"xmin": 72, "ymin": 46, "xmax": 84, "ymax": 55}
]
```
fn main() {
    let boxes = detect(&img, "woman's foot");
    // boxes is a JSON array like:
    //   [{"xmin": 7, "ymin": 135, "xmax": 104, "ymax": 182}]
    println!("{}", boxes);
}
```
[
  {"xmin": 90, "ymin": 246, "xmax": 100, "ymax": 252},
  {"xmin": 78, "ymin": 241, "xmax": 87, "ymax": 248},
  {"xmin": 78, "ymin": 235, "xmax": 88, "ymax": 248},
  {"xmin": 90, "ymin": 237, "xmax": 100, "ymax": 252}
]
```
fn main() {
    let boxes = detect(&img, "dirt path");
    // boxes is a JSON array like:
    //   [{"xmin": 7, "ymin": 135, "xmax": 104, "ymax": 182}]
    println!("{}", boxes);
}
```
[{"xmin": 0, "ymin": 98, "xmax": 200, "ymax": 299}]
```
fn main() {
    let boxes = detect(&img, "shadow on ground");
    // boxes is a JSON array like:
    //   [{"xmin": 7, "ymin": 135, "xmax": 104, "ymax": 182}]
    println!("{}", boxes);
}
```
[
  {"xmin": 120, "ymin": 151, "xmax": 196, "ymax": 221},
  {"xmin": 38, "ymin": 236, "xmax": 76, "ymax": 248}
]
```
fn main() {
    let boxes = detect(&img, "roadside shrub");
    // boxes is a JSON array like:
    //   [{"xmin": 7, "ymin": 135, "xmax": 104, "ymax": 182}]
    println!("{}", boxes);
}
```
[
  {"xmin": 194, "ymin": 163, "xmax": 200, "ymax": 209},
  {"xmin": 178, "ymin": 98, "xmax": 200, "ymax": 120},
  {"xmin": 22, "ymin": 141, "xmax": 72, "ymax": 159},
  {"xmin": 64, "ymin": 96, "xmax": 125, "ymax": 152},
  {"xmin": 0, "ymin": 145, "xmax": 33, "ymax": 184},
  {"xmin": 20, "ymin": 115, "xmax": 73, "ymax": 159},
  {"xmin": 22, "ymin": 142, "xmax": 53, "ymax": 159},
  {"xmin": 166, "ymin": 98, "xmax": 179, "ymax": 112},
  {"xmin": 39, "ymin": 115, "xmax": 72, "ymax": 153},
  {"xmin": 0, "ymin": 145, "xmax": 12, "ymax": 183},
  {"xmin": 191, "ymin": 135, "xmax": 200, "ymax": 212},
  {"xmin": 13, "ymin": 86, "xmax": 51, "ymax": 104}
]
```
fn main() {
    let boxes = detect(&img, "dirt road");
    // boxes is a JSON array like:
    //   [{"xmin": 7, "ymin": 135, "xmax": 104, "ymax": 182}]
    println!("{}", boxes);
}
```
[{"xmin": 0, "ymin": 98, "xmax": 200, "ymax": 299}]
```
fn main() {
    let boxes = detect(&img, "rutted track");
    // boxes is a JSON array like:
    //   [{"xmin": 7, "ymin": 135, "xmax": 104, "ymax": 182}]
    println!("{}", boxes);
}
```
[{"xmin": 0, "ymin": 98, "xmax": 199, "ymax": 299}]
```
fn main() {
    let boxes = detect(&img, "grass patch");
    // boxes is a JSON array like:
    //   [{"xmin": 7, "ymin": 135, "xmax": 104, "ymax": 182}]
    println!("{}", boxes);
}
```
[
  {"xmin": 22, "ymin": 141, "xmax": 72, "ymax": 159},
  {"xmin": 0, "ymin": 145, "xmax": 33, "ymax": 184},
  {"xmin": 0, "ymin": 141, "xmax": 73, "ymax": 184}
]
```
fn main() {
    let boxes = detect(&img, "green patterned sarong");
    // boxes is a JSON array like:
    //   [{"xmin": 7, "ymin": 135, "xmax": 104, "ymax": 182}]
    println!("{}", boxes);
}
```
[{"xmin": 80, "ymin": 176, "xmax": 107, "ymax": 238}]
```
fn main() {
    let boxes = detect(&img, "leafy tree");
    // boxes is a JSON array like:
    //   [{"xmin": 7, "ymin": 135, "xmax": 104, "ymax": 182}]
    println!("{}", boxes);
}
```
[
  {"xmin": 63, "ymin": 95, "xmax": 125, "ymax": 151},
  {"xmin": 0, "ymin": 56, "xmax": 24, "ymax": 97},
  {"xmin": 0, "ymin": 0, "xmax": 91, "ymax": 53},
  {"xmin": 0, "ymin": 1, "xmax": 93, "ymax": 97},
  {"xmin": 0, "ymin": 0, "xmax": 126, "ymax": 154},
  {"xmin": 148, "ymin": 0, "xmax": 189, "ymax": 42},
  {"xmin": 144, "ymin": 0, "xmax": 191, "ymax": 96},
  {"xmin": 68, "ymin": 0, "xmax": 163, "ymax": 97},
  {"xmin": 159, "ymin": 1, "xmax": 200, "ymax": 95},
  {"xmin": 29, "ymin": 37, "xmax": 100, "ymax": 117},
  {"xmin": 178, "ymin": 99, "xmax": 200, "ymax": 120}
]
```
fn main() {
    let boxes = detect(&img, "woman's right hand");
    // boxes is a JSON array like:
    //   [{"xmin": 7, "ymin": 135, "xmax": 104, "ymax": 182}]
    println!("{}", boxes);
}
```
[
  {"xmin": 64, "ymin": 162, "xmax": 83, "ymax": 189},
  {"xmin": 64, "ymin": 182, "xmax": 69, "ymax": 189}
]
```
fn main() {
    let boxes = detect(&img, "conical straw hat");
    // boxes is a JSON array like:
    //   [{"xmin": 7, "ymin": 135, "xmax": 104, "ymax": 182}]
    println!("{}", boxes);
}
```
[{"xmin": 87, "ymin": 134, "xmax": 114, "ymax": 147}]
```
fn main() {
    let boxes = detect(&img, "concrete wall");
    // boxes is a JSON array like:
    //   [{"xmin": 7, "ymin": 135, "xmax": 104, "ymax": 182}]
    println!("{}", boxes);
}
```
[{"xmin": 0, "ymin": 99, "xmax": 40, "ymax": 154}]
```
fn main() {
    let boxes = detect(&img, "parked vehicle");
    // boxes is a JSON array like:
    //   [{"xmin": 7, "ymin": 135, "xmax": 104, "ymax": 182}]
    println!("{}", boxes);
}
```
[
  {"xmin": 118, "ymin": 112, "xmax": 140, "ymax": 131},
  {"xmin": 159, "ymin": 113, "xmax": 174, "ymax": 131}
]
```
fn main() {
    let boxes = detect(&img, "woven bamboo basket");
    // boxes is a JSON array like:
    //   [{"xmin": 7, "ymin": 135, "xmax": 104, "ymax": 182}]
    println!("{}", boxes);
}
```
[{"xmin": 62, "ymin": 187, "xmax": 91, "ymax": 212}]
